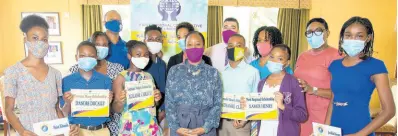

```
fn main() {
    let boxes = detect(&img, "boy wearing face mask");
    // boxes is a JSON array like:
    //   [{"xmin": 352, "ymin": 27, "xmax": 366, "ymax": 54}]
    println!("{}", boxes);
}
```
[
  {"xmin": 204, "ymin": 17, "xmax": 252, "ymax": 72},
  {"xmin": 68, "ymin": 32, "xmax": 124, "ymax": 136},
  {"xmin": 62, "ymin": 41, "xmax": 113, "ymax": 136},
  {"xmin": 143, "ymin": 24, "xmax": 167, "ymax": 123},
  {"xmin": 218, "ymin": 34, "xmax": 260, "ymax": 136}
]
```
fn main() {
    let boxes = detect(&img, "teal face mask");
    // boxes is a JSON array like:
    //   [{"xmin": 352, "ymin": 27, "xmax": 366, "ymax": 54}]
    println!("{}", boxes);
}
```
[
  {"xmin": 266, "ymin": 61, "xmax": 284, "ymax": 74},
  {"xmin": 178, "ymin": 39, "xmax": 186, "ymax": 51},
  {"xmin": 342, "ymin": 39, "xmax": 366, "ymax": 57},
  {"xmin": 78, "ymin": 57, "xmax": 97, "ymax": 72},
  {"xmin": 307, "ymin": 33, "xmax": 324, "ymax": 49},
  {"xmin": 96, "ymin": 46, "xmax": 109, "ymax": 60}
]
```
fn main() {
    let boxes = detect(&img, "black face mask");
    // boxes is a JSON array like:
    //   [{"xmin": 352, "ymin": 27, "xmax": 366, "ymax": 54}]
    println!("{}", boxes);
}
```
[{"xmin": 227, "ymin": 47, "xmax": 245, "ymax": 61}]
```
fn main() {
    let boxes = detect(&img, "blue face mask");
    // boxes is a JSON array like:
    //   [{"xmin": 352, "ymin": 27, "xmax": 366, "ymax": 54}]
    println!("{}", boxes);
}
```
[
  {"xmin": 266, "ymin": 61, "xmax": 284, "ymax": 74},
  {"xmin": 342, "ymin": 39, "xmax": 366, "ymax": 57},
  {"xmin": 105, "ymin": 20, "xmax": 122, "ymax": 33},
  {"xmin": 96, "ymin": 46, "xmax": 109, "ymax": 60},
  {"xmin": 307, "ymin": 33, "xmax": 324, "ymax": 49},
  {"xmin": 78, "ymin": 57, "xmax": 98, "ymax": 72},
  {"xmin": 178, "ymin": 39, "xmax": 186, "ymax": 51}
]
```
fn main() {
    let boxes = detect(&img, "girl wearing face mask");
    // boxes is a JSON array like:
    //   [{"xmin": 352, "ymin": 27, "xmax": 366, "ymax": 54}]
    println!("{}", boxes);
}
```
[
  {"xmin": 248, "ymin": 44, "xmax": 307, "ymax": 136},
  {"xmin": 69, "ymin": 31, "xmax": 124, "ymax": 136},
  {"xmin": 167, "ymin": 22, "xmax": 212, "ymax": 74},
  {"xmin": 251, "ymin": 26, "xmax": 293, "ymax": 80},
  {"xmin": 166, "ymin": 31, "xmax": 222, "ymax": 136},
  {"xmin": 294, "ymin": 18, "xmax": 342, "ymax": 136},
  {"xmin": 3, "ymin": 15, "xmax": 79, "ymax": 136},
  {"xmin": 112, "ymin": 40, "xmax": 163, "ymax": 136},
  {"xmin": 326, "ymin": 17, "xmax": 395, "ymax": 136}
]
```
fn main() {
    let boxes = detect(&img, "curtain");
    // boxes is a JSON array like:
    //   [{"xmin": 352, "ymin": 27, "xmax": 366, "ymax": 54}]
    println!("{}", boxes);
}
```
[
  {"xmin": 277, "ymin": 8, "xmax": 309, "ymax": 69},
  {"xmin": 207, "ymin": 6, "xmax": 223, "ymax": 48},
  {"xmin": 82, "ymin": 5, "xmax": 103, "ymax": 40}
]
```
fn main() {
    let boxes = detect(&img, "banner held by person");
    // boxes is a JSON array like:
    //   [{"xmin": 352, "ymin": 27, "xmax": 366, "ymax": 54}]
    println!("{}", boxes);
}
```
[
  {"xmin": 125, "ymin": 80, "xmax": 155, "ymax": 111},
  {"xmin": 130, "ymin": 0, "xmax": 208, "ymax": 62},
  {"xmin": 221, "ymin": 93, "xmax": 246, "ymax": 119},
  {"xmin": 312, "ymin": 122, "xmax": 342, "ymax": 136},
  {"xmin": 33, "ymin": 118, "xmax": 70, "ymax": 136},
  {"xmin": 71, "ymin": 89, "xmax": 110, "ymax": 117},
  {"xmin": 245, "ymin": 92, "xmax": 278, "ymax": 120},
  {"xmin": 221, "ymin": 93, "xmax": 279, "ymax": 120}
]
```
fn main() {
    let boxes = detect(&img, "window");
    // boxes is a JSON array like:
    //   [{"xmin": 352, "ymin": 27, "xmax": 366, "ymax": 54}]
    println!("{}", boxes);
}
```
[{"xmin": 223, "ymin": 7, "xmax": 279, "ymax": 60}]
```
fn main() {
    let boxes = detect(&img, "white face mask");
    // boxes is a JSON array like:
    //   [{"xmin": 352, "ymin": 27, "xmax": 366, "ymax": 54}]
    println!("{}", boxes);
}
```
[
  {"xmin": 146, "ymin": 42, "xmax": 162, "ymax": 54},
  {"xmin": 131, "ymin": 57, "xmax": 150, "ymax": 69}
]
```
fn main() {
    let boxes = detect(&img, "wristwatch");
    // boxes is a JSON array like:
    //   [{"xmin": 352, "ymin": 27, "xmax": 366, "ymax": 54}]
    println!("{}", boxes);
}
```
[{"xmin": 312, "ymin": 87, "xmax": 318, "ymax": 95}]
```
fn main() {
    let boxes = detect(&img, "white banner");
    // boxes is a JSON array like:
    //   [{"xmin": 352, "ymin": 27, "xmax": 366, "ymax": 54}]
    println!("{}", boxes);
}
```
[
  {"xmin": 33, "ymin": 118, "xmax": 70, "ymax": 136},
  {"xmin": 71, "ymin": 89, "xmax": 110, "ymax": 117},
  {"xmin": 125, "ymin": 80, "xmax": 154, "ymax": 111}
]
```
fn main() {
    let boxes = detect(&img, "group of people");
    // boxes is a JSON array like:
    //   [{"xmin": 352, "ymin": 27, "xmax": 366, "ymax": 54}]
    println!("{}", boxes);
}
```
[{"xmin": 3, "ymin": 9, "xmax": 395, "ymax": 136}]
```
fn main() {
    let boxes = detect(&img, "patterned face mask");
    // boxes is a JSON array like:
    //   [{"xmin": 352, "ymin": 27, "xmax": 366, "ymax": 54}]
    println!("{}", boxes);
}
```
[{"xmin": 26, "ymin": 40, "xmax": 49, "ymax": 58}]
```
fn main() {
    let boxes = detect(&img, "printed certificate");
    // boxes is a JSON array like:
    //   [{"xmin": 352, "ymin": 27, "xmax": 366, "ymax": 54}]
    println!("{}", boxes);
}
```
[
  {"xmin": 221, "ymin": 93, "xmax": 245, "ymax": 119},
  {"xmin": 125, "ymin": 80, "xmax": 154, "ymax": 111},
  {"xmin": 33, "ymin": 118, "xmax": 70, "ymax": 136},
  {"xmin": 71, "ymin": 89, "xmax": 109, "ymax": 117},
  {"xmin": 313, "ymin": 122, "xmax": 342, "ymax": 136},
  {"xmin": 245, "ymin": 92, "xmax": 278, "ymax": 120}
]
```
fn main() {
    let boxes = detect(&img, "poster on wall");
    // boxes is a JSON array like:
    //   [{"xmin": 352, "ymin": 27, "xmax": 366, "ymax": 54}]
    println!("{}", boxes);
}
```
[
  {"xmin": 21, "ymin": 12, "xmax": 60, "ymax": 36},
  {"xmin": 130, "ymin": 0, "xmax": 208, "ymax": 62},
  {"xmin": 24, "ymin": 41, "xmax": 63, "ymax": 64}
]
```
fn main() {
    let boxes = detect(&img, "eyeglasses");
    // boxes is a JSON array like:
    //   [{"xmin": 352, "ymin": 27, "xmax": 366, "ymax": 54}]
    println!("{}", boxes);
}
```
[{"xmin": 305, "ymin": 29, "xmax": 325, "ymax": 38}]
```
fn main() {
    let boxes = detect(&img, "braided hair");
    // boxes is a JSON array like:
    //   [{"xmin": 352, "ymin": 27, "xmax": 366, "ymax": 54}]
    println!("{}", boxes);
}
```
[
  {"xmin": 338, "ymin": 16, "xmax": 374, "ymax": 60},
  {"xmin": 252, "ymin": 26, "xmax": 283, "ymax": 58}
]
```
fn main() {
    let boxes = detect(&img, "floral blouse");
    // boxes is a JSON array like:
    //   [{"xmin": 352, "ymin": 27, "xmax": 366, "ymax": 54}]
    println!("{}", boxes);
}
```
[
  {"xmin": 118, "ymin": 70, "xmax": 162, "ymax": 136},
  {"xmin": 166, "ymin": 60, "xmax": 222, "ymax": 135},
  {"xmin": 3, "ymin": 62, "xmax": 62, "ymax": 133}
]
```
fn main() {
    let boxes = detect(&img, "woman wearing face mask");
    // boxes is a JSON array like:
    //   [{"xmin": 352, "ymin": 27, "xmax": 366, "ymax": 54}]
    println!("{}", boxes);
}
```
[
  {"xmin": 166, "ymin": 31, "xmax": 222, "ymax": 136},
  {"xmin": 112, "ymin": 40, "xmax": 163, "ymax": 136},
  {"xmin": 294, "ymin": 18, "xmax": 342, "ymax": 136},
  {"xmin": 326, "ymin": 16, "xmax": 395, "ymax": 136},
  {"xmin": 167, "ymin": 22, "xmax": 212, "ymax": 74},
  {"xmin": 251, "ymin": 26, "xmax": 293, "ymax": 80},
  {"xmin": 4, "ymin": 15, "xmax": 79, "ymax": 136},
  {"xmin": 69, "ymin": 31, "xmax": 124, "ymax": 136}
]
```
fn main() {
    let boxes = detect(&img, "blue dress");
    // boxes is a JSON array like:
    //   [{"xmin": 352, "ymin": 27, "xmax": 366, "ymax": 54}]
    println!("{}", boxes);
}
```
[
  {"xmin": 250, "ymin": 58, "xmax": 294, "ymax": 79},
  {"xmin": 329, "ymin": 57, "xmax": 388, "ymax": 136}
]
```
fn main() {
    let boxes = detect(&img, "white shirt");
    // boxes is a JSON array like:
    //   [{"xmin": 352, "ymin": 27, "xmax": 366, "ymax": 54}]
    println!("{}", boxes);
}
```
[
  {"xmin": 258, "ymin": 82, "xmax": 280, "ymax": 136},
  {"xmin": 221, "ymin": 61, "xmax": 260, "ymax": 94}
]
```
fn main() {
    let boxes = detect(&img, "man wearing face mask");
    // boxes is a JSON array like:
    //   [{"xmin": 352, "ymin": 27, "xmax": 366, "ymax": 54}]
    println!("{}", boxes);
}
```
[
  {"xmin": 143, "ymin": 24, "xmax": 167, "ymax": 124},
  {"xmin": 103, "ymin": 10, "xmax": 129, "ymax": 69},
  {"xmin": 204, "ymin": 17, "xmax": 251, "ymax": 72},
  {"xmin": 218, "ymin": 34, "xmax": 260, "ymax": 136}
]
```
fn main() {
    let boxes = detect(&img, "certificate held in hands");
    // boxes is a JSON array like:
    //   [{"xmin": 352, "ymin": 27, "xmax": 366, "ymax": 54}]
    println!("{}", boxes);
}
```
[
  {"xmin": 125, "ymin": 80, "xmax": 154, "ymax": 111},
  {"xmin": 245, "ymin": 92, "xmax": 278, "ymax": 120},
  {"xmin": 33, "ymin": 118, "xmax": 70, "ymax": 136},
  {"xmin": 71, "ymin": 89, "xmax": 110, "ymax": 117},
  {"xmin": 312, "ymin": 122, "xmax": 342, "ymax": 136}
]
